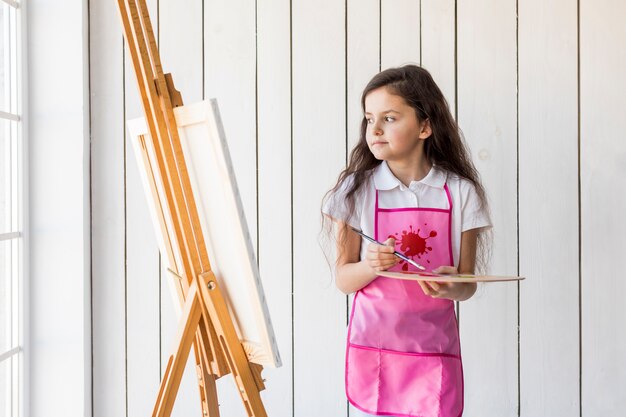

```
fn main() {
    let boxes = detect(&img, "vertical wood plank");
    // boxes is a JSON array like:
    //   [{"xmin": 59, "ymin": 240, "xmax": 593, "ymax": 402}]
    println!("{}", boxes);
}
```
[
  {"xmin": 204, "ymin": 0, "xmax": 257, "ymax": 415},
  {"xmin": 123, "ymin": 0, "xmax": 165, "ymax": 416},
  {"xmin": 160, "ymin": 0, "xmax": 203, "ymax": 105},
  {"xmin": 346, "ymin": 2, "xmax": 380, "ymax": 414},
  {"xmin": 347, "ymin": 0, "xmax": 379, "ymax": 151},
  {"xmin": 518, "ymin": 0, "xmax": 579, "ymax": 415},
  {"xmin": 292, "ymin": 0, "xmax": 346, "ymax": 415},
  {"xmin": 420, "ymin": 0, "xmax": 455, "ymax": 112},
  {"xmin": 125, "ymin": 82, "xmax": 162, "ymax": 417},
  {"xmin": 380, "ymin": 0, "xmax": 420, "ymax": 68},
  {"xmin": 257, "ymin": 0, "xmax": 293, "ymax": 415},
  {"xmin": 204, "ymin": 0, "xmax": 257, "ymax": 253},
  {"xmin": 581, "ymin": 1, "xmax": 626, "ymax": 415},
  {"xmin": 456, "ymin": 0, "xmax": 519, "ymax": 415},
  {"xmin": 90, "ymin": 0, "xmax": 126, "ymax": 415},
  {"xmin": 157, "ymin": 1, "xmax": 205, "ymax": 416}
]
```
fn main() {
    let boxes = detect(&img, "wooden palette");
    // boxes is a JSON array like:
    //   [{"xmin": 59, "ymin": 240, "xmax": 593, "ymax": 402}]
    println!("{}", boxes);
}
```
[{"xmin": 378, "ymin": 270, "xmax": 525, "ymax": 283}]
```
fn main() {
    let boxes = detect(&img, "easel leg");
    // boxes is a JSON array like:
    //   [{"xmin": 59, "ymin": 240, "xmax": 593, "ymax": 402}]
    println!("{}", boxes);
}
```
[
  {"xmin": 153, "ymin": 284, "xmax": 202, "ymax": 417},
  {"xmin": 199, "ymin": 273, "xmax": 268, "ymax": 417},
  {"xmin": 193, "ymin": 334, "xmax": 220, "ymax": 417},
  {"xmin": 198, "ymin": 314, "xmax": 230, "ymax": 377}
]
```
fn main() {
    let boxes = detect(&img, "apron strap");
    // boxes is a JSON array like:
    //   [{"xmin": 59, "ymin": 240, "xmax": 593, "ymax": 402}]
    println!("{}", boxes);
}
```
[
  {"xmin": 374, "ymin": 189, "xmax": 379, "ymax": 240},
  {"xmin": 375, "ymin": 188, "xmax": 379, "ymax": 211},
  {"xmin": 443, "ymin": 183, "xmax": 453, "ymax": 211}
]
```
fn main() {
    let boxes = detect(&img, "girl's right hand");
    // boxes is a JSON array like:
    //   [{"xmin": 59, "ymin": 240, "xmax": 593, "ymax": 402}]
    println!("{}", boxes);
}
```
[{"xmin": 365, "ymin": 238, "xmax": 398, "ymax": 272}]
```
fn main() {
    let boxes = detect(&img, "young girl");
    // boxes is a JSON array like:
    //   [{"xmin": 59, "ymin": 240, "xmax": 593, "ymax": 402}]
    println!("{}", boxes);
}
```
[{"xmin": 322, "ymin": 65, "xmax": 492, "ymax": 417}]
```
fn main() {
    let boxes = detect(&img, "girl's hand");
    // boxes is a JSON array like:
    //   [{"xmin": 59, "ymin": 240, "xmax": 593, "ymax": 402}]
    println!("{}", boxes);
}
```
[
  {"xmin": 419, "ymin": 265, "xmax": 477, "ymax": 301},
  {"xmin": 365, "ymin": 238, "xmax": 399, "ymax": 272}
]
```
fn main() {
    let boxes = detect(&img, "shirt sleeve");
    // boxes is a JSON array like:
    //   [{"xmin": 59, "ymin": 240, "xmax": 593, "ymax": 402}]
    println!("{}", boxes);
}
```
[
  {"xmin": 460, "ymin": 179, "xmax": 492, "ymax": 233},
  {"xmin": 321, "ymin": 175, "xmax": 361, "ymax": 229}
]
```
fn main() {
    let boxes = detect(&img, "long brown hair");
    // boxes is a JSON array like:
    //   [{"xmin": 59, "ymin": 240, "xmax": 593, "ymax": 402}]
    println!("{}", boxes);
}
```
[{"xmin": 322, "ymin": 64, "xmax": 491, "ymax": 272}]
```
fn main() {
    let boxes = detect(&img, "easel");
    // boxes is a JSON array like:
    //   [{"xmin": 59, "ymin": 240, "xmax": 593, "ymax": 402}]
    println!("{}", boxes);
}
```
[{"xmin": 117, "ymin": 1, "xmax": 268, "ymax": 416}]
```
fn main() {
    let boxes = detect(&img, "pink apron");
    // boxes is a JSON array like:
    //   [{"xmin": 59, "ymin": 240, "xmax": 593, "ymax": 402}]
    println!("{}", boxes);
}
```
[{"xmin": 346, "ymin": 184, "xmax": 463, "ymax": 417}]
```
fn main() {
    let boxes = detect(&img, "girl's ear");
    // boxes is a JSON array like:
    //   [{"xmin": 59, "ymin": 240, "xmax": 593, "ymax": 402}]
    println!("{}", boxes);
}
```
[{"xmin": 418, "ymin": 118, "xmax": 432, "ymax": 140}]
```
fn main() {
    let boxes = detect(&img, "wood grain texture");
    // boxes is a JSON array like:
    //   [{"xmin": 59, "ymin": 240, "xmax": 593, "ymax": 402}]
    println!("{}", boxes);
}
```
[
  {"xmin": 518, "ymin": 0, "xmax": 579, "ymax": 414},
  {"xmin": 90, "ymin": 0, "xmax": 126, "ymax": 414},
  {"xmin": 456, "ymin": 0, "xmax": 519, "ymax": 415},
  {"xmin": 420, "ymin": 0, "xmax": 455, "ymax": 113},
  {"xmin": 380, "ymin": 0, "xmax": 420, "ymax": 68},
  {"xmin": 292, "ymin": 0, "xmax": 347, "ymax": 415},
  {"xmin": 581, "ymin": 0, "xmax": 626, "ymax": 415},
  {"xmin": 257, "ymin": 0, "xmax": 294, "ymax": 414},
  {"xmin": 347, "ymin": 0, "xmax": 379, "ymax": 152}
]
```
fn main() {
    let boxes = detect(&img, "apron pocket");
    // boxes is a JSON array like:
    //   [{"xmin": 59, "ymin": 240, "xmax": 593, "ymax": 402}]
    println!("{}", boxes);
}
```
[
  {"xmin": 347, "ymin": 343, "xmax": 463, "ymax": 417},
  {"xmin": 346, "ymin": 344, "xmax": 381, "ymax": 414}
]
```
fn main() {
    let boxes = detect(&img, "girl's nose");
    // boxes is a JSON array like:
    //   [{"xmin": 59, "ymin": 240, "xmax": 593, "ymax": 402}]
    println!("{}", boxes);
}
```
[{"xmin": 373, "ymin": 126, "xmax": 383, "ymax": 136}]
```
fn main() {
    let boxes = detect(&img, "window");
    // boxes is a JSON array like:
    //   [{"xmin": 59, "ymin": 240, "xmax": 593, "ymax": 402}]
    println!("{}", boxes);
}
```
[{"xmin": 0, "ymin": 0, "xmax": 23, "ymax": 416}]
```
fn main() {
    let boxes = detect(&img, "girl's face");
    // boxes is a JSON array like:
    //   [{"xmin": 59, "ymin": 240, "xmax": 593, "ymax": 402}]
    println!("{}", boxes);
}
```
[{"xmin": 364, "ymin": 87, "xmax": 431, "ymax": 165}]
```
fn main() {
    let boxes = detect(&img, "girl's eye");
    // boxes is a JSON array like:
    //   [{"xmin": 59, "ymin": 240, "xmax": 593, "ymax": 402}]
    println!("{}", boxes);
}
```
[
  {"xmin": 366, "ymin": 118, "xmax": 374, "ymax": 124},
  {"xmin": 385, "ymin": 116, "xmax": 395, "ymax": 122}
]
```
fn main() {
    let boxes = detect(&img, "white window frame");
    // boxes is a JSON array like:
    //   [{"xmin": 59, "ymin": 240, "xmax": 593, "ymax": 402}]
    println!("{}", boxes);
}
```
[{"xmin": 1, "ymin": 0, "xmax": 25, "ymax": 417}]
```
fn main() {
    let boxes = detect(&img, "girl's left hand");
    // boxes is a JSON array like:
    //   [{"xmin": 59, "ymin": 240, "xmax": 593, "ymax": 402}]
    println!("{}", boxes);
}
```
[{"xmin": 418, "ymin": 266, "xmax": 476, "ymax": 301}]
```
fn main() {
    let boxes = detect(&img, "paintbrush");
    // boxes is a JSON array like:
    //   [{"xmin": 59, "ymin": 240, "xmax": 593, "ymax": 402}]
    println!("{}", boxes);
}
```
[{"xmin": 350, "ymin": 227, "xmax": 426, "ymax": 271}]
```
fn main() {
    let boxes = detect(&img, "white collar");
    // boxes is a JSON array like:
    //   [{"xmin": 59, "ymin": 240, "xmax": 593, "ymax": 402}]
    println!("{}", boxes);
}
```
[{"xmin": 373, "ymin": 161, "xmax": 447, "ymax": 190}]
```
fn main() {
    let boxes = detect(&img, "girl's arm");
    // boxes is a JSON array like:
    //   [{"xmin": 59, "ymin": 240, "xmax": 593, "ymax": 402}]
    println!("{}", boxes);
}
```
[
  {"xmin": 335, "ymin": 223, "xmax": 398, "ymax": 294},
  {"xmin": 421, "ymin": 228, "xmax": 480, "ymax": 301}
]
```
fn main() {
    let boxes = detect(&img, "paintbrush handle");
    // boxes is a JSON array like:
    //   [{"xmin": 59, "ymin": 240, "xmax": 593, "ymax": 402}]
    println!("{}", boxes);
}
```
[
  {"xmin": 350, "ymin": 227, "xmax": 382, "ymax": 246},
  {"xmin": 392, "ymin": 250, "xmax": 411, "ymax": 262},
  {"xmin": 350, "ymin": 227, "xmax": 425, "ymax": 270}
]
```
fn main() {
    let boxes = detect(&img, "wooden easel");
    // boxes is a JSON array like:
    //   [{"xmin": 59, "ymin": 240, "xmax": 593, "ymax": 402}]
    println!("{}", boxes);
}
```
[{"xmin": 116, "ymin": 1, "xmax": 268, "ymax": 416}]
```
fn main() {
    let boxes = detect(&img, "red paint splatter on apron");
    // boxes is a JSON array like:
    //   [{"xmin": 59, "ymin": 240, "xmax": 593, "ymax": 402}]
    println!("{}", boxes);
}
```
[{"xmin": 389, "ymin": 224, "xmax": 437, "ymax": 271}]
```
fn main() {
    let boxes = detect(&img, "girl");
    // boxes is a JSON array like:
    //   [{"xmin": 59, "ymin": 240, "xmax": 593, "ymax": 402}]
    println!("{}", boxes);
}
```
[{"xmin": 322, "ymin": 65, "xmax": 492, "ymax": 417}]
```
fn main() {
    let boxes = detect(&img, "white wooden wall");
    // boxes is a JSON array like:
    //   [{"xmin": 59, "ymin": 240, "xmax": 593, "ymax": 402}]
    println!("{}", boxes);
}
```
[{"xmin": 90, "ymin": 0, "xmax": 626, "ymax": 416}]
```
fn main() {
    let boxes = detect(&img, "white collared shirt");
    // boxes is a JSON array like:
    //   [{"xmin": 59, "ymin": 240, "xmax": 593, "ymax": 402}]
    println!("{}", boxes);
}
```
[{"xmin": 323, "ymin": 161, "xmax": 492, "ymax": 267}]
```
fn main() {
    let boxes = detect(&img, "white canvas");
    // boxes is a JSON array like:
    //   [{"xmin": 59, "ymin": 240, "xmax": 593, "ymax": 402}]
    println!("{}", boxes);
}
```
[{"xmin": 127, "ymin": 99, "xmax": 282, "ymax": 368}]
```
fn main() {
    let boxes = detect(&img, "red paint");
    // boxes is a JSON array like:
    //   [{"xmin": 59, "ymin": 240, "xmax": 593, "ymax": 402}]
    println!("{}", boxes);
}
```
[{"xmin": 389, "ymin": 224, "xmax": 437, "ymax": 269}]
